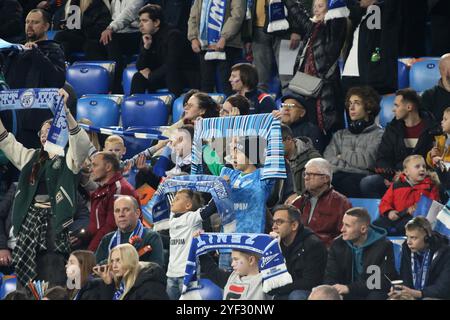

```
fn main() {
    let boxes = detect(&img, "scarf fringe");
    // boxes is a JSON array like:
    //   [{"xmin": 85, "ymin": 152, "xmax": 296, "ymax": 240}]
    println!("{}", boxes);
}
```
[
  {"xmin": 267, "ymin": 19, "xmax": 289, "ymax": 33},
  {"xmin": 204, "ymin": 51, "xmax": 227, "ymax": 61},
  {"xmin": 262, "ymin": 271, "xmax": 293, "ymax": 293},
  {"xmin": 324, "ymin": 6, "xmax": 350, "ymax": 22}
]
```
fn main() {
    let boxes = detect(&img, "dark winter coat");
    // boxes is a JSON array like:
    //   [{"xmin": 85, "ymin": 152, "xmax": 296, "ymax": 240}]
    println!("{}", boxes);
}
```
[
  {"xmin": 287, "ymin": 1, "xmax": 347, "ymax": 132},
  {"xmin": 269, "ymin": 225, "xmax": 327, "ymax": 295}
]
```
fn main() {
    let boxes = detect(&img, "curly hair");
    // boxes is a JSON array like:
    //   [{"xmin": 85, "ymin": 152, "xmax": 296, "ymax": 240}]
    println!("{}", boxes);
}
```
[{"xmin": 345, "ymin": 86, "xmax": 381, "ymax": 118}]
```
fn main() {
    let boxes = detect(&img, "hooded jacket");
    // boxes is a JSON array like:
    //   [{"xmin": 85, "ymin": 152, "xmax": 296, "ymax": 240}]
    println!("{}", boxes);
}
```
[
  {"xmin": 269, "ymin": 225, "xmax": 327, "ymax": 296},
  {"xmin": 400, "ymin": 232, "xmax": 450, "ymax": 299},
  {"xmin": 324, "ymin": 225, "xmax": 397, "ymax": 299},
  {"xmin": 379, "ymin": 173, "xmax": 440, "ymax": 216},
  {"xmin": 287, "ymin": 137, "xmax": 321, "ymax": 194}
]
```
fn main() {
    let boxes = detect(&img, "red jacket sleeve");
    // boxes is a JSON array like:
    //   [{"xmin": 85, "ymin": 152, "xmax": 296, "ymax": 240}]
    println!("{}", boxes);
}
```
[
  {"xmin": 379, "ymin": 184, "xmax": 395, "ymax": 216},
  {"xmin": 429, "ymin": 185, "xmax": 440, "ymax": 202}
]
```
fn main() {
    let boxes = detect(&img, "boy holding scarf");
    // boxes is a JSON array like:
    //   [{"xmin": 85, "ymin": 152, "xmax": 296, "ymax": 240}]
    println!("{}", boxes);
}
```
[{"xmin": 188, "ymin": 0, "xmax": 246, "ymax": 95}]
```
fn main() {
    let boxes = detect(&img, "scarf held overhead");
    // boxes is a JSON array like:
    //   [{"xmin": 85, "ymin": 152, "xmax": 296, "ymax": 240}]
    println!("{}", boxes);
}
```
[
  {"xmin": 199, "ymin": 0, "xmax": 227, "ymax": 60},
  {"xmin": 191, "ymin": 113, "xmax": 286, "ymax": 179},
  {"xmin": 144, "ymin": 175, "xmax": 234, "ymax": 231},
  {"xmin": 0, "ymin": 88, "xmax": 67, "ymax": 156},
  {"xmin": 183, "ymin": 233, "xmax": 292, "ymax": 294}
]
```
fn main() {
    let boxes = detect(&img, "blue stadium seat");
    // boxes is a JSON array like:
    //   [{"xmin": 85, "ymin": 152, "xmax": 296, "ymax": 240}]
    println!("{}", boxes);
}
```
[
  {"xmin": 388, "ymin": 236, "xmax": 406, "ymax": 273},
  {"xmin": 379, "ymin": 94, "xmax": 396, "ymax": 128},
  {"xmin": 349, "ymin": 198, "xmax": 381, "ymax": 222},
  {"xmin": 71, "ymin": 51, "xmax": 86, "ymax": 61},
  {"xmin": 180, "ymin": 278, "xmax": 223, "ymax": 300},
  {"xmin": 397, "ymin": 59, "xmax": 410, "ymax": 89},
  {"xmin": 72, "ymin": 61, "xmax": 116, "ymax": 89},
  {"xmin": 81, "ymin": 94, "xmax": 124, "ymax": 104},
  {"xmin": 409, "ymin": 58, "xmax": 441, "ymax": 92},
  {"xmin": 121, "ymin": 95, "xmax": 169, "ymax": 158},
  {"xmin": 66, "ymin": 64, "xmax": 110, "ymax": 98},
  {"xmin": 122, "ymin": 65, "xmax": 138, "ymax": 96},
  {"xmin": 76, "ymin": 96, "xmax": 120, "ymax": 127}
]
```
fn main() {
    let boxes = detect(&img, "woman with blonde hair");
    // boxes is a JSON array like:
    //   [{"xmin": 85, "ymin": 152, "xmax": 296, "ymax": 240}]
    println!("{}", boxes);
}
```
[{"xmin": 92, "ymin": 243, "xmax": 168, "ymax": 300}]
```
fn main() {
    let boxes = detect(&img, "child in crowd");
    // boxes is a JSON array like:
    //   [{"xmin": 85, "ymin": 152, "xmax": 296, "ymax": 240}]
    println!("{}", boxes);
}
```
[
  {"xmin": 166, "ymin": 189, "xmax": 217, "ymax": 300},
  {"xmin": 104, "ymin": 135, "xmax": 127, "ymax": 160},
  {"xmin": 374, "ymin": 155, "xmax": 440, "ymax": 236},
  {"xmin": 193, "ymin": 233, "xmax": 270, "ymax": 300}
]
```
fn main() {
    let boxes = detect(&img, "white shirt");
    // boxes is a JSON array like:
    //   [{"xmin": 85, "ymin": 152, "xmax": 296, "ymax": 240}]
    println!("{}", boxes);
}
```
[{"xmin": 167, "ymin": 209, "xmax": 204, "ymax": 278}]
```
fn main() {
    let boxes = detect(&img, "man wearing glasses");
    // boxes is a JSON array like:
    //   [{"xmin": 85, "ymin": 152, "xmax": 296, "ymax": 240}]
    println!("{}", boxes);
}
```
[
  {"xmin": 292, "ymin": 158, "xmax": 352, "ymax": 247},
  {"xmin": 268, "ymin": 205, "xmax": 327, "ymax": 300},
  {"xmin": 273, "ymin": 94, "xmax": 325, "ymax": 153}
]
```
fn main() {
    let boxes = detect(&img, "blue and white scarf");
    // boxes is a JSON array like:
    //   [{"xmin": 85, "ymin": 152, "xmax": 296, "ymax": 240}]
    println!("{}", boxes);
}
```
[
  {"xmin": 144, "ymin": 175, "xmax": 234, "ymax": 231},
  {"xmin": 199, "ymin": 0, "xmax": 227, "ymax": 60},
  {"xmin": 112, "ymin": 281, "xmax": 125, "ymax": 300},
  {"xmin": 78, "ymin": 124, "xmax": 167, "ymax": 140},
  {"xmin": 411, "ymin": 249, "xmax": 431, "ymax": 291},
  {"xmin": 191, "ymin": 113, "xmax": 286, "ymax": 179},
  {"xmin": 183, "ymin": 233, "xmax": 292, "ymax": 294},
  {"xmin": 266, "ymin": 0, "xmax": 289, "ymax": 33},
  {"xmin": 0, "ymin": 38, "xmax": 28, "ymax": 52},
  {"xmin": 108, "ymin": 219, "xmax": 145, "ymax": 252},
  {"xmin": 0, "ymin": 88, "xmax": 68, "ymax": 156},
  {"xmin": 246, "ymin": 0, "xmax": 254, "ymax": 20}
]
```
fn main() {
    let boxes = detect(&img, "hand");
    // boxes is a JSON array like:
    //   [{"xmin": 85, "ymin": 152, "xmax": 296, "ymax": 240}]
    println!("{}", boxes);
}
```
[
  {"xmin": 100, "ymin": 28, "xmax": 113, "ymax": 45},
  {"xmin": 192, "ymin": 229, "xmax": 205, "ymax": 238},
  {"xmin": 284, "ymin": 193, "xmax": 299, "ymax": 205},
  {"xmin": 333, "ymin": 284, "xmax": 349, "ymax": 295},
  {"xmin": 230, "ymin": 107, "xmax": 240, "ymax": 116},
  {"xmin": 0, "ymin": 249, "xmax": 12, "ymax": 266},
  {"xmin": 135, "ymin": 154, "xmax": 148, "ymax": 170},
  {"xmin": 142, "ymin": 34, "xmax": 152, "ymax": 50},
  {"xmin": 289, "ymin": 33, "xmax": 301, "ymax": 50},
  {"xmin": 388, "ymin": 285, "xmax": 421, "ymax": 299},
  {"xmin": 222, "ymin": 175, "xmax": 230, "ymax": 183},
  {"xmin": 37, "ymin": 1, "xmax": 50, "ymax": 9},
  {"xmin": 388, "ymin": 210, "xmax": 400, "ymax": 221},
  {"xmin": 430, "ymin": 147, "xmax": 441, "ymax": 159},
  {"xmin": 271, "ymin": 110, "xmax": 282, "ymax": 120},
  {"xmin": 123, "ymin": 162, "xmax": 132, "ymax": 174},
  {"xmin": 140, "ymin": 68, "xmax": 151, "ymax": 79},
  {"xmin": 432, "ymin": 156, "xmax": 443, "ymax": 166},
  {"xmin": 191, "ymin": 39, "xmax": 201, "ymax": 53},
  {"xmin": 406, "ymin": 204, "xmax": 417, "ymax": 215},
  {"xmin": 383, "ymin": 179, "xmax": 392, "ymax": 187},
  {"xmin": 58, "ymin": 88, "xmax": 70, "ymax": 114},
  {"xmin": 24, "ymin": 42, "xmax": 38, "ymax": 49},
  {"xmin": 215, "ymin": 37, "xmax": 226, "ymax": 51},
  {"xmin": 93, "ymin": 264, "xmax": 113, "ymax": 285},
  {"xmin": 269, "ymin": 231, "xmax": 280, "ymax": 240}
]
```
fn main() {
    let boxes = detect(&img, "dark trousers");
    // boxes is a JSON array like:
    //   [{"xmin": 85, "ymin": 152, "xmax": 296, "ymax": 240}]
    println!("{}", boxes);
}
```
[
  {"xmin": 332, "ymin": 171, "xmax": 368, "ymax": 198},
  {"xmin": 54, "ymin": 29, "xmax": 107, "ymax": 62},
  {"xmin": 130, "ymin": 65, "xmax": 199, "ymax": 97},
  {"xmin": 105, "ymin": 32, "xmax": 141, "ymax": 93},
  {"xmin": 373, "ymin": 214, "xmax": 412, "ymax": 236},
  {"xmin": 199, "ymin": 47, "xmax": 243, "ymax": 95}
]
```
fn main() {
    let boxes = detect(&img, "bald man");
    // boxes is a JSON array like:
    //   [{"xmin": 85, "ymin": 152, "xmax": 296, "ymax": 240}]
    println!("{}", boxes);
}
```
[{"xmin": 422, "ymin": 53, "xmax": 450, "ymax": 122}]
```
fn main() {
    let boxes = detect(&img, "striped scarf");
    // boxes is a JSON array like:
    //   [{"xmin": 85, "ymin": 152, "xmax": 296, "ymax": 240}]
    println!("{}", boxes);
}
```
[
  {"xmin": 191, "ymin": 114, "xmax": 286, "ymax": 179},
  {"xmin": 108, "ymin": 219, "xmax": 145, "ymax": 252},
  {"xmin": 113, "ymin": 281, "xmax": 125, "ymax": 300}
]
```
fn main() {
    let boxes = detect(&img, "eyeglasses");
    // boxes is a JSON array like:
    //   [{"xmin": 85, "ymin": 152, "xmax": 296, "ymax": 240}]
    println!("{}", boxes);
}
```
[
  {"xmin": 303, "ymin": 172, "xmax": 327, "ymax": 178},
  {"xmin": 272, "ymin": 219, "xmax": 292, "ymax": 226},
  {"xmin": 281, "ymin": 103, "xmax": 302, "ymax": 110}
]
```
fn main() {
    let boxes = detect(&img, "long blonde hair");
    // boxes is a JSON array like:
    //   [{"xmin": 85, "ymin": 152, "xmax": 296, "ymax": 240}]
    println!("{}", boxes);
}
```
[{"xmin": 108, "ymin": 244, "xmax": 141, "ymax": 300}]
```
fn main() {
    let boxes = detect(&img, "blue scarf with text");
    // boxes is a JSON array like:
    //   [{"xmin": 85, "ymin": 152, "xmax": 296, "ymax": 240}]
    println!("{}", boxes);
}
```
[
  {"xmin": 199, "ymin": 0, "xmax": 227, "ymax": 60},
  {"xmin": 183, "ymin": 233, "xmax": 292, "ymax": 294}
]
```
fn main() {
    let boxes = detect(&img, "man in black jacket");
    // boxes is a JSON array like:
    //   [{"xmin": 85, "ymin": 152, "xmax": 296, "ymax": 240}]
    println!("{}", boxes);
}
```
[
  {"xmin": 268, "ymin": 205, "xmax": 327, "ymax": 300},
  {"xmin": 389, "ymin": 216, "xmax": 450, "ymax": 300},
  {"xmin": 360, "ymin": 89, "xmax": 437, "ymax": 198},
  {"xmin": 0, "ymin": 0, "xmax": 24, "ymax": 43},
  {"xmin": 0, "ymin": 8, "xmax": 66, "ymax": 149},
  {"xmin": 325, "ymin": 207, "xmax": 397, "ymax": 300},
  {"xmin": 341, "ymin": 0, "xmax": 400, "ymax": 94},
  {"xmin": 130, "ymin": 4, "xmax": 199, "ymax": 97}
]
